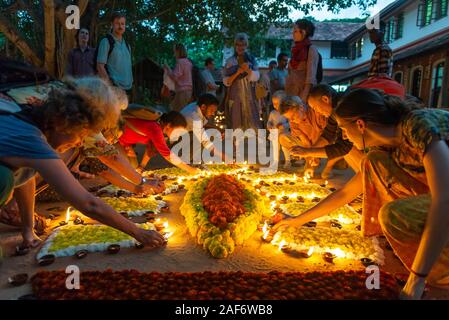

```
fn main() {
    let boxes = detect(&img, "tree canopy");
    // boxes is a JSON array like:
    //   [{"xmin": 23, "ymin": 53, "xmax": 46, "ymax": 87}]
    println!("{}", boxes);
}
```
[{"xmin": 0, "ymin": 0, "xmax": 378, "ymax": 76}]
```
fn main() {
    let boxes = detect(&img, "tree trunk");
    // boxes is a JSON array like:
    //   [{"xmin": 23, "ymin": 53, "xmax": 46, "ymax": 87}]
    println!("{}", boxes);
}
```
[
  {"xmin": 0, "ymin": 15, "xmax": 42, "ymax": 66},
  {"xmin": 43, "ymin": 0, "xmax": 56, "ymax": 76}
]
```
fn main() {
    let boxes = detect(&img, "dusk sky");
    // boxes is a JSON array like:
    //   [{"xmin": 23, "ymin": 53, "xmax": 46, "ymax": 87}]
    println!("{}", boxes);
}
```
[{"xmin": 290, "ymin": 0, "xmax": 397, "ymax": 21}]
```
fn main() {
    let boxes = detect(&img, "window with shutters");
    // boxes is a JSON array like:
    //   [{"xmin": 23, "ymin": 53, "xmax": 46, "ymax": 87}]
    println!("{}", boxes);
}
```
[
  {"xmin": 410, "ymin": 67, "xmax": 423, "ymax": 98},
  {"xmin": 384, "ymin": 14, "xmax": 404, "ymax": 43},
  {"xmin": 394, "ymin": 71, "xmax": 403, "ymax": 84},
  {"xmin": 430, "ymin": 61, "xmax": 445, "ymax": 108},
  {"xmin": 331, "ymin": 41, "xmax": 350, "ymax": 59},
  {"xmin": 417, "ymin": 0, "xmax": 447, "ymax": 27}
]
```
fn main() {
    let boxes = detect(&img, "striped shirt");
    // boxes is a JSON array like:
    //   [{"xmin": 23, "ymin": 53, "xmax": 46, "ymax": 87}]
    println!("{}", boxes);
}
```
[{"xmin": 368, "ymin": 43, "xmax": 393, "ymax": 78}]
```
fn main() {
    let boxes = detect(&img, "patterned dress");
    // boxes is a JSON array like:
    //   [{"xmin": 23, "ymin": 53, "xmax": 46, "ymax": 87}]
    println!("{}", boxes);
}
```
[
  {"xmin": 362, "ymin": 108, "xmax": 449, "ymax": 286},
  {"xmin": 223, "ymin": 53, "xmax": 262, "ymax": 130}
]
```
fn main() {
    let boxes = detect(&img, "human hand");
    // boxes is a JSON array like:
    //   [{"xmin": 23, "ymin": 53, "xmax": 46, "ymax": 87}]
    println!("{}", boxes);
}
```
[
  {"xmin": 290, "ymin": 146, "xmax": 309, "ymax": 158},
  {"xmin": 136, "ymin": 179, "xmax": 166, "ymax": 195},
  {"xmin": 304, "ymin": 167, "xmax": 315, "ymax": 179},
  {"xmin": 134, "ymin": 229, "xmax": 166, "ymax": 248},
  {"xmin": 399, "ymin": 273, "xmax": 426, "ymax": 300}
]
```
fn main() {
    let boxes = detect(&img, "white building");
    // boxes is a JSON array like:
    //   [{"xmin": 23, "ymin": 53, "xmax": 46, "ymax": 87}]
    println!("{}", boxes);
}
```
[{"xmin": 223, "ymin": 0, "xmax": 449, "ymax": 107}]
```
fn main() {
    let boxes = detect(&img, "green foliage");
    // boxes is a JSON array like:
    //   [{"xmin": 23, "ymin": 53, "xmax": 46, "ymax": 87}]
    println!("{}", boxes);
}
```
[{"xmin": 0, "ymin": 0, "xmax": 378, "ymax": 67}]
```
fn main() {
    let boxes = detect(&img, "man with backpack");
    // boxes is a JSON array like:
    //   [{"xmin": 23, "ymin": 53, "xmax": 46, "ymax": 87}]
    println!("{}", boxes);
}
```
[{"xmin": 96, "ymin": 12, "xmax": 133, "ymax": 92}]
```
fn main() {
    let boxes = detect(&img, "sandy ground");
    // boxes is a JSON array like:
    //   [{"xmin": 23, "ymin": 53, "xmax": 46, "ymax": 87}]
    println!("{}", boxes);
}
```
[{"xmin": 1, "ymin": 163, "xmax": 449, "ymax": 300}]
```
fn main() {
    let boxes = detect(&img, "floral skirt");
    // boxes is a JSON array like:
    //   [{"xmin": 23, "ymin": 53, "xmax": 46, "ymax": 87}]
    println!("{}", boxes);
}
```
[{"xmin": 363, "ymin": 149, "xmax": 449, "ymax": 286}]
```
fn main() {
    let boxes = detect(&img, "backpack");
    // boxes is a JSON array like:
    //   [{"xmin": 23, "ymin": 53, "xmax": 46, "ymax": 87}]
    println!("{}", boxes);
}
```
[
  {"xmin": 189, "ymin": 59, "xmax": 207, "ymax": 100},
  {"xmin": 94, "ymin": 34, "xmax": 131, "ymax": 74}
]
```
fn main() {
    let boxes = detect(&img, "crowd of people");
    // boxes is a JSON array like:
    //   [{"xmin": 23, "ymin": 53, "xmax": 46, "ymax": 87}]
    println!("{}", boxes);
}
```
[{"xmin": 1, "ymin": 12, "xmax": 449, "ymax": 300}]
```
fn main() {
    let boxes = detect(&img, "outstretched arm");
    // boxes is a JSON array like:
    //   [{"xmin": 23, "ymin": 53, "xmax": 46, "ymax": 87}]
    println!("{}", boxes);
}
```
[{"xmin": 5, "ymin": 157, "xmax": 165, "ymax": 247}]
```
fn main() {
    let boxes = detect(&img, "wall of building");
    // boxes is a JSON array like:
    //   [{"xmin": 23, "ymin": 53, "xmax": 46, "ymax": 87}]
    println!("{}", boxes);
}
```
[
  {"xmin": 394, "ymin": 46, "xmax": 449, "ymax": 106},
  {"xmin": 348, "ymin": 0, "xmax": 449, "ymax": 70}
]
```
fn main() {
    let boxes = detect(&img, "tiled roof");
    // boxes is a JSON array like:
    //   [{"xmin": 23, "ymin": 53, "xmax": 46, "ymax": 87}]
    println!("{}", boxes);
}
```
[{"xmin": 266, "ymin": 22, "xmax": 363, "ymax": 42}]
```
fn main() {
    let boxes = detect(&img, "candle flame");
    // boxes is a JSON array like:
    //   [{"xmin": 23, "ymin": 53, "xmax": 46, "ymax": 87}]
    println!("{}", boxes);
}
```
[
  {"xmin": 278, "ymin": 240, "xmax": 287, "ymax": 251},
  {"xmin": 65, "ymin": 207, "xmax": 72, "ymax": 223},
  {"xmin": 325, "ymin": 180, "xmax": 329, "ymax": 186},
  {"xmin": 330, "ymin": 248, "xmax": 346, "ymax": 258},
  {"xmin": 163, "ymin": 221, "xmax": 169, "ymax": 229},
  {"xmin": 163, "ymin": 232, "xmax": 174, "ymax": 239},
  {"xmin": 307, "ymin": 247, "xmax": 315, "ymax": 256}
]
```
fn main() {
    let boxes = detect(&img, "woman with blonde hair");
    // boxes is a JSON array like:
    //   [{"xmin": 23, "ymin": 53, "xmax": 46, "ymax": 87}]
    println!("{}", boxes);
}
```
[
  {"xmin": 0, "ymin": 77, "xmax": 165, "ymax": 250},
  {"xmin": 164, "ymin": 43, "xmax": 193, "ymax": 111}
]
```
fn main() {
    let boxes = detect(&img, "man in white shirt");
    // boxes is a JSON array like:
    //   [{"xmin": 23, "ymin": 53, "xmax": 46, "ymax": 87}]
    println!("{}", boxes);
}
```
[
  {"xmin": 180, "ymin": 94, "xmax": 224, "ymax": 163},
  {"xmin": 201, "ymin": 58, "xmax": 219, "ymax": 96}
]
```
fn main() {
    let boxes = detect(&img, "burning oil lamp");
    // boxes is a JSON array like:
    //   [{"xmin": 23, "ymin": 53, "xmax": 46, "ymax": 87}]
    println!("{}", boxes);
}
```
[
  {"xmin": 323, "ymin": 252, "xmax": 336, "ymax": 263},
  {"xmin": 107, "ymin": 244, "xmax": 121, "ymax": 254},
  {"xmin": 330, "ymin": 220, "xmax": 342, "ymax": 229},
  {"xmin": 74, "ymin": 216, "xmax": 84, "ymax": 225},
  {"xmin": 311, "ymin": 197, "xmax": 321, "ymax": 203},
  {"xmin": 361, "ymin": 258, "xmax": 375, "ymax": 267},
  {"xmin": 296, "ymin": 196, "xmax": 305, "ymax": 203},
  {"xmin": 286, "ymin": 246, "xmax": 315, "ymax": 259},
  {"xmin": 304, "ymin": 221, "xmax": 317, "ymax": 228},
  {"xmin": 320, "ymin": 181, "xmax": 329, "ymax": 188},
  {"xmin": 155, "ymin": 196, "xmax": 163, "ymax": 201},
  {"xmin": 14, "ymin": 245, "xmax": 30, "ymax": 257},
  {"xmin": 135, "ymin": 242, "xmax": 144, "ymax": 249},
  {"xmin": 261, "ymin": 221, "xmax": 274, "ymax": 242},
  {"xmin": 8, "ymin": 274, "xmax": 28, "ymax": 287},
  {"xmin": 75, "ymin": 250, "xmax": 88, "ymax": 259},
  {"xmin": 59, "ymin": 221, "xmax": 68, "ymax": 227},
  {"xmin": 278, "ymin": 240, "xmax": 287, "ymax": 251},
  {"xmin": 329, "ymin": 187, "xmax": 337, "ymax": 192},
  {"xmin": 38, "ymin": 254, "xmax": 56, "ymax": 266}
]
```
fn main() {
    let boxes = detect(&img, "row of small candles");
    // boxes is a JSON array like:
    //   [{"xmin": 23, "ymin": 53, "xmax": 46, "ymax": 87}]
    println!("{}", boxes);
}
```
[
  {"xmin": 61, "ymin": 208, "xmax": 173, "ymax": 240},
  {"xmin": 262, "ymin": 222, "xmax": 345, "ymax": 263}
]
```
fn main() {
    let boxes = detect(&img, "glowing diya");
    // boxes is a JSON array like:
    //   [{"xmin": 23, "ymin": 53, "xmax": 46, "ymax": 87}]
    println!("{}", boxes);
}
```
[
  {"xmin": 14, "ymin": 245, "xmax": 30, "ymax": 257},
  {"xmin": 38, "ymin": 254, "xmax": 56, "ymax": 266},
  {"xmin": 8, "ymin": 273, "xmax": 28, "ymax": 287},
  {"xmin": 107, "ymin": 244, "xmax": 121, "ymax": 254},
  {"xmin": 330, "ymin": 221, "xmax": 343, "ymax": 229},
  {"xmin": 323, "ymin": 252, "xmax": 336, "ymax": 264},
  {"xmin": 73, "ymin": 217, "xmax": 84, "ymax": 225},
  {"xmin": 361, "ymin": 258, "xmax": 376, "ymax": 267},
  {"xmin": 135, "ymin": 242, "xmax": 144, "ymax": 249},
  {"xmin": 304, "ymin": 221, "xmax": 317, "ymax": 228},
  {"xmin": 75, "ymin": 250, "xmax": 88, "ymax": 259},
  {"xmin": 155, "ymin": 196, "xmax": 163, "ymax": 201},
  {"xmin": 312, "ymin": 197, "xmax": 321, "ymax": 203}
]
